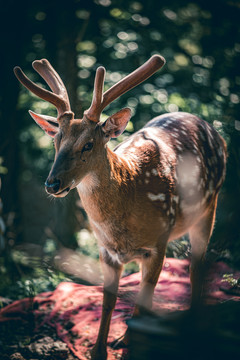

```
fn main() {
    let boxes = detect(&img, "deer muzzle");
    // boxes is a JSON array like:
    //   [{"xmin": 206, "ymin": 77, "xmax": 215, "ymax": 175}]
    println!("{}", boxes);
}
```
[
  {"xmin": 45, "ymin": 179, "xmax": 61, "ymax": 194},
  {"xmin": 45, "ymin": 177, "xmax": 75, "ymax": 197}
]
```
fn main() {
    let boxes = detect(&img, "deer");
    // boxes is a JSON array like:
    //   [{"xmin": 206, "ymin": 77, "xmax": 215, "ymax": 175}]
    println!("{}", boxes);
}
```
[{"xmin": 14, "ymin": 55, "xmax": 227, "ymax": 360}]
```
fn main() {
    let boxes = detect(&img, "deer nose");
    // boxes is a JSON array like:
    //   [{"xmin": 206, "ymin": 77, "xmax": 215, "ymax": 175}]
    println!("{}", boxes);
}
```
[{"xmin": 45, "ymin": 179, "xmax": 61, "ymax": 194}]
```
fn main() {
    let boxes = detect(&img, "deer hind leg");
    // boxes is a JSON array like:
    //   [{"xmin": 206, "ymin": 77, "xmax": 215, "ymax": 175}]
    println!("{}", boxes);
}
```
[
  {"xmin": 189, "ymin": 196, "xmax": 218, "ymax": 309},
  {"xmin": 111, "ymin": 240, "xmax": 168, "ymax": 349},
  {"xmin": 91, "ymin": 250, "xmax": 123, "ymax": 360}
]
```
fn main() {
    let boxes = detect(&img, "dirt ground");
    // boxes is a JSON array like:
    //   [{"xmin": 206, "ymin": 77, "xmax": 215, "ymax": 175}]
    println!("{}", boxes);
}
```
[
  {"xmin": 0, "ymin": 318, "xmax": 79, "ymax": 360},
  {"xmin": 1, "ymin": 259, "xmax": 240, "ymax": 360}
]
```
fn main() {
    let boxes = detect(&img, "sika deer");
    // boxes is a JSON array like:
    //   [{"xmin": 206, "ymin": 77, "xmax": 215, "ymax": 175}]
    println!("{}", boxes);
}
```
[{"xmin": 14, "ymin": 55, "xmax": 227, "ymax": 360}]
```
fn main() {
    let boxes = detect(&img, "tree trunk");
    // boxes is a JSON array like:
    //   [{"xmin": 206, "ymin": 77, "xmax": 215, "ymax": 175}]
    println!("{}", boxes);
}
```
[{"xmin": 42, "ymin": 2, "xmax": 88, "ymax": 248}]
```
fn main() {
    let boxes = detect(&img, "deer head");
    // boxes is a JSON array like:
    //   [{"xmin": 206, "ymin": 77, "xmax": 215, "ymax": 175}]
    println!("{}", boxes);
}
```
[{"xmin": 14, "ymin": 56, "xmax": 165, "ymax": 197}]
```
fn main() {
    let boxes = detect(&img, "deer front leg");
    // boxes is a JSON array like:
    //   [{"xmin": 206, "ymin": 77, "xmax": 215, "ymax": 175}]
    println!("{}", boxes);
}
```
[
  {"xmin": 91, "ymin": 248, "xmax": 123, "ymax": 360},
  {"xmin": 111, "ymin": 242, "xmax": 167, "ymax": 349}
]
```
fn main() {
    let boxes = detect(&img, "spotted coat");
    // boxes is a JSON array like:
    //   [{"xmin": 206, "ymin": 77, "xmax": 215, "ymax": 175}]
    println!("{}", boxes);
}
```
[{"xmin": 95, "ymin": 111, "xmax": 227, "ymax": 263}]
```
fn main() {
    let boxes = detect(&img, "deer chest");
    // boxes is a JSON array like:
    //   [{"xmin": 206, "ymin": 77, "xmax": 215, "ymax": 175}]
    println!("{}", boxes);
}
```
[{"xmin": 90, "ymin": 218, "xmax": 155, "ymax": 264}]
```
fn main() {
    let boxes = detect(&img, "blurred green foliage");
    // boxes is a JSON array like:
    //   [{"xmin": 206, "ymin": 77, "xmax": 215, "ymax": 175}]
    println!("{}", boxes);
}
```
[{"xmin": 1, "ymin": 0, "xmax": 240, "ymax": 299}]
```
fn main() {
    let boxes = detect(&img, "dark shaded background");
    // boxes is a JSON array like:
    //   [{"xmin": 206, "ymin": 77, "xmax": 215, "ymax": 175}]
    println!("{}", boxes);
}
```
[{"xmin": 0, "ymin": 0, "xmax": 240, "ymax": 299}]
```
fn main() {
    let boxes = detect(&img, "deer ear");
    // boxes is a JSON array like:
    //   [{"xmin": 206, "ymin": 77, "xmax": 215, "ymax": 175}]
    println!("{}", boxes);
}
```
[
  {"xmin": 101, "ymin": 108, "xmax": 132, "ymax": 140},
  {"xmin": 29, "ymin": 110, "xmax": 59, "ymax": 137}
]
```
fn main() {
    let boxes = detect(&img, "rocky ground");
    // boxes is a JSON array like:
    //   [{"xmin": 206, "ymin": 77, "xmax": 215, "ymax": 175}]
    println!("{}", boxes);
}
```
[{"xmin": 0, "ymin": 318, "xmax": 79, "ymax": 360}]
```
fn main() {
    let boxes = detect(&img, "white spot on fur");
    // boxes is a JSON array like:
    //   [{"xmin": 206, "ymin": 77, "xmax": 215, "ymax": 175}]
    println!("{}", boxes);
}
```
[
  {"xmin": 176, "ymin": 145, "xmax": 182, "ymax": 151},
  {"xmin": 163, "ymin": 166, "xmax": 171, "ymax": 176},
  {"xmin": 161, "ymin": 220, "xmax": 167, "ymax": 230},
  {"xmin": 206, "ymin": 125, "xmax": 213, "ymax": 138},
  {"xmin": 151, "ymin": 168, "xmax": 158, "ymax": 176},
  {"xmin": 209, "ymin": 180, "xmax": 214, "ymax": 193},
  {"xmin": 173, "ymin": 195, "xmax": 179, "ymax": 203},
  {"xmin": 208, "ymin": 138, "xmax": 214, "ymax": 150},
  {"xmin": 147, "ymin": 192, "xmax": 166, "ymax": 201},
  {"xmin": 146, "ymin": 171, "xmax": 150, "ymax": 177},
  {"xmin": 217, "ymin": 147, "xmax": 223, "ymax": 157}
]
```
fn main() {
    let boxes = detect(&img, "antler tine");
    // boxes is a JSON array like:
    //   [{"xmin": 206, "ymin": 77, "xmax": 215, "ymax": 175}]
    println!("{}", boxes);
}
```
[
  {"xmin": 14, "ymin": 66, "xmax": 63, "ymax": 109},
  {"xmin": 100, "ymin": 55, "xmax": 165, "ymax": 112},
  {"xmin": 14, "ymin": 59, "xmax": 72, "ymax": 117},
  {"xmin": 84, "ymin": 55, "xmax": 165, "ymax": 123},
  {"xmin": 84, "ymin": 66, "xmax": 105, "ymax": 122},
  {"xmin": 32, "ymin": 59, "xmax": 71, "ymax": 112}
]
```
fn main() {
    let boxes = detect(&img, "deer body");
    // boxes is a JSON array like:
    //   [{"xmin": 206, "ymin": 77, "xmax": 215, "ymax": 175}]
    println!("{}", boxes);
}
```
[
  {"xmin": 14, "ymin": 56, "xmax": 227, "ymax": 360},
  {"xmin": 78, "ymin": 112, "xmax": 226, "ymax": 263}
]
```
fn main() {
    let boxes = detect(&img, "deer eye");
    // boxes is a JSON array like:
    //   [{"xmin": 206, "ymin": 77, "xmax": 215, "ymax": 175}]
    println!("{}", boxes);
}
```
[{"xmin": 82, "ymin": 141, "xmax": 93, "ymax": 152}]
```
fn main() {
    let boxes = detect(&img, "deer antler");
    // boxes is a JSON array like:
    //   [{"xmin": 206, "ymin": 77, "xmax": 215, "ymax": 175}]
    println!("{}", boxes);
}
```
[
  {"xmin": 14, "ymin": 59, "xmax": 72, "ymax": 118},
  {"xmin": 85, "ymin": 66, "xmax": 106, "ymax": 122},
  {"xmin": 84, "ymin": 54, "xmax": 165, "ymax": 122}
]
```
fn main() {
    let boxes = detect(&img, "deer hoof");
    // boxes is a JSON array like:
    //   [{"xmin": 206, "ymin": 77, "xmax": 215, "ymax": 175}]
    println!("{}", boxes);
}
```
[{"xmin": 90, "ymin": 345, "xmax": 107, "ymax": 360}]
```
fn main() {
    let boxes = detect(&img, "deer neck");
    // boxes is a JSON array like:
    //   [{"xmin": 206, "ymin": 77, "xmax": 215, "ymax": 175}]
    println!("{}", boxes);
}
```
[{"xmin": 76, "ymin": 146, "xmax": 137, "ymax": 222}]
